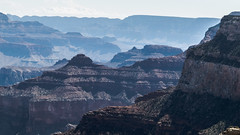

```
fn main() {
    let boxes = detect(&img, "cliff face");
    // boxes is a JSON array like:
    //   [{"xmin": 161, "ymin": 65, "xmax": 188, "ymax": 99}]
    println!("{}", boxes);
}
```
[
  {"xmin": 68, "ymin": 15, "xmax": 240, "ymax": 135},
  {"xmin": 178, "ymin": 15, "xmax": 240, "ymax": 100},
  {"xmin": 109, "ymin": 45, "xmax": 183, "ymax": 67},
  {"xmin": 0, "ymin": 53, "xmax": 184, "ymax": 135},
  {"xmin": 73, "ymin": 89, "xmax": 240, "ymax": 135},
  {"xmin": 200, "ymin": 11, "xmax": 240, "ymax": 44}
]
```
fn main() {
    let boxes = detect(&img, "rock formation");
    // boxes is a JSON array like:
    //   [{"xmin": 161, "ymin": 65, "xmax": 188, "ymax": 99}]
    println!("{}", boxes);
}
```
[
  {"xmin": 0, "ymin": 12, "xmax": 120, "ymax": 68},
  {"xmin": 0, "ymin": 59, "xmax": 68, "ymax": 86},
  {"xmin": 65, "ymin": 14, "xmax": 240, "ymax": 135},
  {"xmin": 108, "ymin": 45, "xmax": 183, "ymax": 67},
  {"xmin": 178, "ymin": 15, "xmax": 240, "ymax": 100},
  {"xmin": 200, "ymin": 11, "xmax": 240, "ymax": 44},
  {"xmin": 200, "ymin": 24, "xmax": 219, "ymax": 44},
  {"xmin": 8, "ymin": 14, "xmax": 220, "ymax": 49},
  {"xmin": 0, "ymin": 53, "xmax": 184, "ymax": 135}
]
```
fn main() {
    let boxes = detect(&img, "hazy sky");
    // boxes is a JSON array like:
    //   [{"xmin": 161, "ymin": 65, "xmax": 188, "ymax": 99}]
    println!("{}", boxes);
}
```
[{"xmin": 1, "ymin": 0, "xmax": 240, "ymax": 18}]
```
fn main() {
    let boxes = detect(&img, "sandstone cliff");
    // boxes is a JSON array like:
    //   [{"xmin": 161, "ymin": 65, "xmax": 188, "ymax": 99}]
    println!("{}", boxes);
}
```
[{"xmin": 66, "ymin": 14, "xmax": 240, "ymax": 135}]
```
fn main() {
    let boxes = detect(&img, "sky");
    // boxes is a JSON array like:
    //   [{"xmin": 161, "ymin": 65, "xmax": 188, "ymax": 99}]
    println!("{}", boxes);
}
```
[{"xmin": 0, "ymin": 0, "xmax": 240, "ymax": 19}]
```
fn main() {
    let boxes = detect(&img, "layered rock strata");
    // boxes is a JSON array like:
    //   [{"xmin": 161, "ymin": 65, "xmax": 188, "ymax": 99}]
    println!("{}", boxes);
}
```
[
  {"xmin": 0, "ymin": 53, "xmax": 184, "ymax": 135},
  {"xmin": 178, "ymin": 15, "xmax": 240, "ymax": 100},
  {"xmin": 109, "ymin": 45, "xmax": 183, "ymax": 67},
  {"xmin": 0, "ymin": 12, "xmax": 120, "ymax": 67},
  {"xmin": 67, "ymin": 15, "xmax": 240, "ymax": 135}
]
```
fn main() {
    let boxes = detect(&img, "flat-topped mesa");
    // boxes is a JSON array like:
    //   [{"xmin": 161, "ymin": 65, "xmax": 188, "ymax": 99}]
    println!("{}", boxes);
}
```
[
  {"xmin": 109, "ymin": 45, "xmax": 183, "ymax": 67},
  {"xmin": 142, "ymin": 45, "xmax": 183, "ymax": 56},
  {"xmin": 132, "ymin": 53, "xmax": 185, "ymax": 71},
  {"xmin": 177, "ymin": 15, "xmax": 240, "ymax": 100},
  {"xmin": 65, "ymin": 32, "xmax": 83, "ymax": 37}
]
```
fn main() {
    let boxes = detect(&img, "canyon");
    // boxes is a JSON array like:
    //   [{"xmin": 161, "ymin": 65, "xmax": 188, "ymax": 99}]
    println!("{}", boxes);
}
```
[
  {"xmin": 0, "ymin": 12, "xmax": 120, "ymax": 68},
  {"xmin": 8, "ymin": 14, "xmax": 220, "ymax": 50},
  {"xmin": 0, "ymin": 52, "xmax": 184, "ymax": 135},
  {"xmin": 64, "ymin": 14, "xmax": 240, "ymax": 135},
  {"xmin": 0, "ymin": 45, "xmax": 182, "ymax": 86}
]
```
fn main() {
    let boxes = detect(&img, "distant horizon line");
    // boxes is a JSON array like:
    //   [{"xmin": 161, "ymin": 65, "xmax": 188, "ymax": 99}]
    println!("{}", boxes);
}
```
[{"xmin": 7, "ymin": 13, "xmax": 221, "ymax": 20}]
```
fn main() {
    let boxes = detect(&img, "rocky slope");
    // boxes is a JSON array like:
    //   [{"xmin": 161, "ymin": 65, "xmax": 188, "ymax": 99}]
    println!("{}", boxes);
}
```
[
  {"xmin": 65, "ymin": 14, "xmax": 240, "ymax": 135},
  {"xmin": 108, "ymin": 45, "xmax": 183, "ymax": 67},
  {"xmin": 0, "ymin": 12, "xmax": 120, "ymax": 68},
  {"xmin": 0, "ymin": 59, "xmax": 68, "ymax": 86},
  {"xmin": 0, "ymin": 53, "xmax": 184, "ymax": 135}
]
